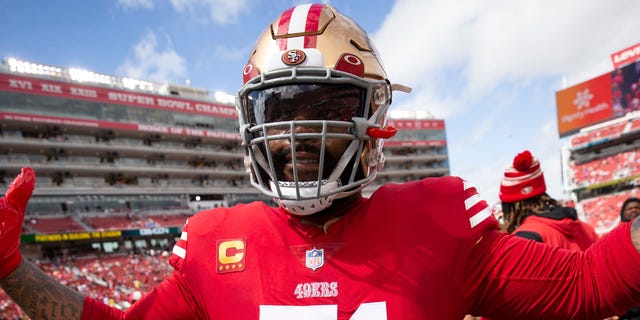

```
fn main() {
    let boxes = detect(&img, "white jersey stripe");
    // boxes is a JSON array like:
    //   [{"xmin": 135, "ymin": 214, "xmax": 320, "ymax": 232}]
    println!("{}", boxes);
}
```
[
  {"xmin": 469, "ymin": 206, "xmax": 492, "ymax": 228},
  {"xmin": 287, "ymin": 3, "xmax": 312, "ymax": 49},
  {"xmin": 172, "ymin": 245, "xmax": 186, "ymax": 259},
  {"xmin": 464, "ymin": 193, "xmax": 482, "ymax": 210},
  {"xmin": 180, "ymin": 231, "xmax": 188, "ymax": 241},
  {"xmin": 463, "ymin": 180, "xmax": 492, "ymax": 228}
]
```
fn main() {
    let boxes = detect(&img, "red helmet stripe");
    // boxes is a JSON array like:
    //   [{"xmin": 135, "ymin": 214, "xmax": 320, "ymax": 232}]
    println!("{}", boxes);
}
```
[
  {"xmin": 276, "ymin": 4, "xmax": 324, "ymax": 51},
  {"xmin": 303, "ymin": 4, "xmax": 323, "ymax": 48},
  {"xmin": 276, "ymin": 6, "xmax": 294, "ymax": 50}
]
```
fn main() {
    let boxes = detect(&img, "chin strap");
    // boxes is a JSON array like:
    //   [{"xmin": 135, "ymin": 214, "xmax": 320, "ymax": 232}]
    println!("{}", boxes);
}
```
[{"xmin": 328, "ymin": 139, "xmax": 360, "ymax": 181}]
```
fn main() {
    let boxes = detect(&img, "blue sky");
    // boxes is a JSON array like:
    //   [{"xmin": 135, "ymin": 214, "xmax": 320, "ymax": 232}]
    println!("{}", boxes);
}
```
[{"xmin": 2, "ymin": 0, "xmax": 639, "ymax": 205}]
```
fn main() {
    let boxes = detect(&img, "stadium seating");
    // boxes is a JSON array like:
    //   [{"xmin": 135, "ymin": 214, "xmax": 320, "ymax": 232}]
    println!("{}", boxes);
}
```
[
  {"xmin": 570, "ymin": 150, "xmax": 639, "ymax": 187},
  {"xmin": 579, "ymin": 188, "xmax": 640, "ymax": 234},
  {"xmin": 27, "ymin": 216, "xmax": 87, "ymax": 233}
]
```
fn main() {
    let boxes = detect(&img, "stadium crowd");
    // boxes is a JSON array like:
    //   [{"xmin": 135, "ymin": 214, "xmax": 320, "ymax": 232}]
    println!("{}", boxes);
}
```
[
  {"xmin": 580, "ymin": 188, "xmax": 640, "ymax": 233},
  {"xmin": 570, "ymin": 149, "xmax": 639, "ymax": 187}
]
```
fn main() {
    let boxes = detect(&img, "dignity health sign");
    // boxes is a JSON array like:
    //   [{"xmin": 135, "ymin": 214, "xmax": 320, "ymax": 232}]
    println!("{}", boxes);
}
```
[
  {"xmin": 556, "ymin": 43, "xmax": 640, "ymax": 137},
  {"xmin": 555, "ymin": 73, "xmax": 612, "ymax": 137}
]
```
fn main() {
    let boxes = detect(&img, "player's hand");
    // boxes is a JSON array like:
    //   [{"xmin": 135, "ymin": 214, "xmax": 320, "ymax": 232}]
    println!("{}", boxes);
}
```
[{"xmin": 0, "ymin": 167, "xmax": 35, "ymax": 280}]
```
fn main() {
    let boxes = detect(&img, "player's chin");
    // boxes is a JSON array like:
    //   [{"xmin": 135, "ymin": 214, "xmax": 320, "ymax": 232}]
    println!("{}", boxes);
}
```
[{"xmin": 283, "ymin": 163, "xmax": 320, "ymax": 181}]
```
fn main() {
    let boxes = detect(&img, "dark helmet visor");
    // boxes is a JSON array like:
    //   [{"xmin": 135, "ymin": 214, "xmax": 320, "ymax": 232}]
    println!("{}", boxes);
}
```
[{"xmin": 244, "ymin": 84, "xmax": 365, "ymax": 125}]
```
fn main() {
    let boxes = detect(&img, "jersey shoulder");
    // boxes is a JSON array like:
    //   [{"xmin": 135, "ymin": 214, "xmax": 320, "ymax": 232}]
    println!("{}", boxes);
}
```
[
  {"xmin": 370, "ymin": 176, "xmax": 498, "ymax": 239},
  {"xmin": 169, "ymin": 201, "xmax": 276, "ymax": 271}
]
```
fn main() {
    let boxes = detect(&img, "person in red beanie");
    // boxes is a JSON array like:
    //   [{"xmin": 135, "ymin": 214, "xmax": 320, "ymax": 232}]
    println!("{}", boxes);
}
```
[
  {"xmin": 473, "ymin": 151, "xmax": 603, "ymax": 320},
  {"xmin": 499, "ymin": 150, "xmax": 599, "ymax": 250}
]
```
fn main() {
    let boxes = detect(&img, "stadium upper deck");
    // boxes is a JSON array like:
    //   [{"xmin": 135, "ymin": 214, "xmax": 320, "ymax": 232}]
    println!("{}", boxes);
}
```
[{"xmin": 0, "ymin": 57, "xmax": 263, "ymax": 220}]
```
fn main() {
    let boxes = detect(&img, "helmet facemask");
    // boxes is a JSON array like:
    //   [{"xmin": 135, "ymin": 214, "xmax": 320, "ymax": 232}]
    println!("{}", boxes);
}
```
[{"xmin": 238, "ymin": 69, "xmax": 392, "ymax": 215}]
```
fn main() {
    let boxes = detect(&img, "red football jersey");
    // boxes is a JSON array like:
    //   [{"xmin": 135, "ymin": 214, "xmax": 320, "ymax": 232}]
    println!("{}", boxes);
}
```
[{"xmin": 84, "ymin": 176, "xmax": 640, "ymax": 319}]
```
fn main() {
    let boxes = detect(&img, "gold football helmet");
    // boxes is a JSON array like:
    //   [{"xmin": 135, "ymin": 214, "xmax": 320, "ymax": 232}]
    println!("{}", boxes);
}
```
[{"xmin": 237, "ymin": 3, "xmax": 410, "ymax": 215}]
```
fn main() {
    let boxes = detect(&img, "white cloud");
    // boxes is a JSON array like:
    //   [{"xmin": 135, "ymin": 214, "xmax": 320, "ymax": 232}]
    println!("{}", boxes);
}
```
[
  {"xmin": 117, "ymin": 31, "xmax": 187, "ymax": 83},
  {"xmin": 169, "ymin": 0, "xmax": 250, "ymax": 25},
  {"xmin": 374, "ymin": 0, "xmax": 640, "ymax": 116},
  {"xmin": 370, "ymin": 0, "xmax": 640, "ymax": 203}
]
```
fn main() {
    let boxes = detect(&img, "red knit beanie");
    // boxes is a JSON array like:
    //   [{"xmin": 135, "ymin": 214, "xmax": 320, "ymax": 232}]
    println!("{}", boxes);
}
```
[{"xmin": 499, "ymin": 150, "xmax": 547, "ymax": 202}]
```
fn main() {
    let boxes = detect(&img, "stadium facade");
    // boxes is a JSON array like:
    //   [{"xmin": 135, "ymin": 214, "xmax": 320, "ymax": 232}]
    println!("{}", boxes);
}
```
[
  {"xmin": 556, "ymin": 51, "xmax": 640, "ymax": 235},
  {"xmin": 364, "ymin": 116, "xmax": 449, "ymax": 195},
  {"xmin": 0, "ymin": 57, "xmax": 450, "ymax": 259}
]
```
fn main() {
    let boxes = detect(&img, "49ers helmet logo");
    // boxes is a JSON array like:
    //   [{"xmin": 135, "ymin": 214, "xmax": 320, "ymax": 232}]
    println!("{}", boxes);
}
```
[{"xmin": 282, "ymin": 49, "xmax": 306, "ymax": 65}]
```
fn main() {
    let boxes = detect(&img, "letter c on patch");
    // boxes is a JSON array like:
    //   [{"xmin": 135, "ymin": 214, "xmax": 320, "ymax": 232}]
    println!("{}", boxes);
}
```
[{"xmin": 218, "ymin": 240, "xmax": 245, "ymax": 264}]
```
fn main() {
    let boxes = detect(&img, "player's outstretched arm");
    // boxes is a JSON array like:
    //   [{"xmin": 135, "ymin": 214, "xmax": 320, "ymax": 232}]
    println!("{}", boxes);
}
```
[
  {"xmin": 1, "ymin": 258, "xmax": 85, "ymax": 319},
  {"xmin": 0, "ymin": 167, "xmax": 84, "ymax": 319},
  {"xmin": 467, "ymin": 223, "xmax": 640, "ymax": 319}
]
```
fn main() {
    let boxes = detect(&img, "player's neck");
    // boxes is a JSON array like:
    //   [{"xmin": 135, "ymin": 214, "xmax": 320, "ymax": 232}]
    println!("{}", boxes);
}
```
[{"xmin": 296, "ymin": 193, "xmax": 363, "ymax": 232}]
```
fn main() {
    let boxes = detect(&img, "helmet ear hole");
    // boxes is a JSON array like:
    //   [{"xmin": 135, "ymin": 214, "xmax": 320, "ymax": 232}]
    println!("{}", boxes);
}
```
[
  {"xmin": 365, "ymin": 150, "xmax": 379, "ymax": 168},
  {"xmin": 376, "ymin": 153, "xmax": 386, "ymax": 172}
]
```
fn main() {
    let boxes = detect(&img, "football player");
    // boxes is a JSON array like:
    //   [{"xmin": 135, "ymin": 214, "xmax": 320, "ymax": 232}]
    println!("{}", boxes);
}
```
[{"xmin": 2, "ymin": 3, "xmax": 640, "ymax": 319}]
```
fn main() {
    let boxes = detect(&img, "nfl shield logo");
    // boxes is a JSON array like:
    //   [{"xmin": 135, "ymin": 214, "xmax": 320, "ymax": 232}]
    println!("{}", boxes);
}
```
[{"xmin": 305, "ymin": 247, "xmax": 324, "ymax": 271}]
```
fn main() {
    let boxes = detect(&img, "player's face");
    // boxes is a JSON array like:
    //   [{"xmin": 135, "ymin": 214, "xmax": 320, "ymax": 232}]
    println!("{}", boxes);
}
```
[
  {"xmin": 267, "ymin": 128, "xmax": 350, "ymax": 182},
  {"xmin": 259, "ymin": 85, "xmax": 362, "ymax": 182}
]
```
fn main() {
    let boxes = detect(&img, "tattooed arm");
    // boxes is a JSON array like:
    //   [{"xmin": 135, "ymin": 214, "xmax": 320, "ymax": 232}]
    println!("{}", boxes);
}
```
[
  {"xmin": 0, "ymin": 168, "xmax": 84, "ymax": 319},
  {"xmin": 0, "ymin": 258, "xmax": 84, "ymax": 320},
  {"xmin": 0, "ymin": 168, "xmax": 126, "ymax": 319}
]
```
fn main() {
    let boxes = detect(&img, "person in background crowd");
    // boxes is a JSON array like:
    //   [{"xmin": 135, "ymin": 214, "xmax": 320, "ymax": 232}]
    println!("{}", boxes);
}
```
[
  {"xmin": 2, "ymin": 4, "xmax": 640, "ymax": 320},
  {"xmin": 621, "ymin": 197, "xmax": 640, "ymax": 223},
  {"xmin": 499, "ymin": 150, "xmax": 599, "ymax": 250}
]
